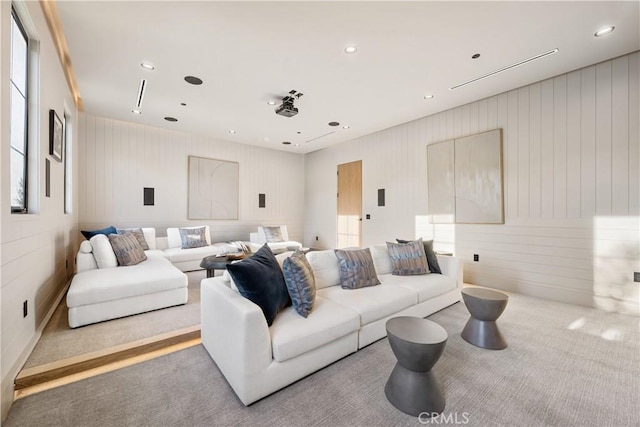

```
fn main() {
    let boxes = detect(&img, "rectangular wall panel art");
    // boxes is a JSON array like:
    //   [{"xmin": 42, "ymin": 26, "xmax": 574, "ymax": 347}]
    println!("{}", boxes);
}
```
[
  {"xmin": 454, "ymin": 129, "xmax": 504, "ymax": 223},
  {"xmin": 188, "ymin": 156, "xmax": 239, "ymax": 220},
  {"xmin": 426, "ymin": 140, "xmax": 455, "ymax": 223}
]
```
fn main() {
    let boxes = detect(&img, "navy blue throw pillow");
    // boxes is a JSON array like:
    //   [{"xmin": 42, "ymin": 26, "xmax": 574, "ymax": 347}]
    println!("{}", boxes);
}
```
[
  {"xmin": 396, "ymin": 239, "xmax": 442, "ymax": 274},
  {"xmin": 81, "ymin": 226, "xmax": 117, "ymax": 240},
  {"xmin": 227, "ymin": 244, "xmax": 291, "ymax": 326}
]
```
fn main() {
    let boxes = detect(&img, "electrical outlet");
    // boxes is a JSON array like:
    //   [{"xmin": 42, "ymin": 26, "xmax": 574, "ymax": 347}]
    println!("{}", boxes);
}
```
[
  {"xmin": 473, "ymin": 254, "xmax": 479, "ymax": 262},
  {"xmin": 23, "ymin": 300, "xmax": 28, "ymax": 318},
  {"xmin": 634, "ymin": 272, "xmax": 640, "ymax": 283},
  {"xmin": 366, "ymin": 214, "xmax": 371, "ymax": 220},
  {"xmin": 315, "ymin": 236, "xmax": 319, "ymax": 241},
  {"xmin": 66, "ymin": 259, "xmax": 69, "ymax": 270}
]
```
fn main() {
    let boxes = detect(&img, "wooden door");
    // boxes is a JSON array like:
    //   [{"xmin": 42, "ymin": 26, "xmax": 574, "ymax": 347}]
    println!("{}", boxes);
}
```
[{"xmin": 337, "ymin": 160, "xmax": 362, "ymax": 248}]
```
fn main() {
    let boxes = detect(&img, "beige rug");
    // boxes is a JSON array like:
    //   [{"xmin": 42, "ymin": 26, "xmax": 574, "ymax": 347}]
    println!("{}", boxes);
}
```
[{"xmin": 23, "ymin": 271, "xmax": 205, "ymax": 368}]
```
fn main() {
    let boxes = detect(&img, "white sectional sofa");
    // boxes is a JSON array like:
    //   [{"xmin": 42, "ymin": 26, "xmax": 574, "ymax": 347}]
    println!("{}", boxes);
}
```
[
  {"xmin": 201, "ymin": 244, "xmax": 463, "ymax": 405},
  {"xmin": 249, "ymin": 225, "xmax": 303, "ymax": 252},
  {"xmin": 69, "ymin": 226, "xmax": 237, "ymax": 328}
]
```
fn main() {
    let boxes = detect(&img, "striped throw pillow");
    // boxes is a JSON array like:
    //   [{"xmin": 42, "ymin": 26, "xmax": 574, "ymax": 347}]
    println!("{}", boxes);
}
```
[
  {"xmin": 282, "ymin": 250, "xmax": 316, "ymax": 317},
  {"xmin": 334, "ymin": 248, "xmax": 381, "ymax": 289},
  {"xmin": 263, "ymin": 226, "xmax": 284, "ymax": 243},
  {"xmin": 116, "ymin": 227, "xmax": 149, "ymax": 250},
  {"xmin": 108, "ymin": 232, "xmax": 147, "ymax": 266},
  {"xmin": 386, "ymin": 238, "xmax": 429, "ymax": 275}
]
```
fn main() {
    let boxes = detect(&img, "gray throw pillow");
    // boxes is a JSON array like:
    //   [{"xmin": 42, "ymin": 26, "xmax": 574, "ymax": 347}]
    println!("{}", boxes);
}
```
[
  {"xmin": 263, "ymin": 226, "xmax": 284, "ymax": 243},
  {"xmin": 108, "ymin": 232, "xmax": 147, "ymax": 266},
  {"xmin": 282, "ymin": 250, "xmax": 316, "ymax": 317},
  {"xmin": 396, "ymin": 238, "xmax": 442, "ymax": 274},
  {"xmin": 386, "ymin": 238, "xmax": 429, "ymax": 275},
  {"xmin": 116, "ymin": 227, "xmax": 149, "ymax": 250},
  {"xmin": 334, "ymin": 248, "xmax": 381, "ymax": 290},
  {"xmin": 179, "ymin": 226, "xmax": 207, "ymax": 249}
]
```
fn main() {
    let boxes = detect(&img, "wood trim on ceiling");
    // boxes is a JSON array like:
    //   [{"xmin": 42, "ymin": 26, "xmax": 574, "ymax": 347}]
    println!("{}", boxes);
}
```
[{"xmin": 39, "ymin": 0, "xmax": 84, "ymax": 111}]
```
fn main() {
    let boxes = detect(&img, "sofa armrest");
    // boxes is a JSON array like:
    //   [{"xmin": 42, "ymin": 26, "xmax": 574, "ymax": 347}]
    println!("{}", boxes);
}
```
[
  {"xmin": 437, "ymin": 255, "xmax": 463, "ymax": 288},
  {"xmin": 200, "ymin": 277, "xmax": 272, "ymax": 393}
]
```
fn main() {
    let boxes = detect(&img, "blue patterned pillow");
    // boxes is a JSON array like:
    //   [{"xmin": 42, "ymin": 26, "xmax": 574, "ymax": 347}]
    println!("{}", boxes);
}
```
[
  {"xmin": 81, "ymin": 225, "xmax": 116, "ymax": 240},
  {"xmin": 179, "ymin": 226, "xmax": 207, "ymax": 249},
  {"xmin": 282, "ymin": 250, "xmax": 316, "ymax": 317},
  {"xmin": 263, "ymin": 226, "xmax": 284, "ymax": 243},
  {"xmin": 387, "ymin": 238, "xmax": 428, "ymax": 275},
  {"xmin": 227, "ymin": 244, "xmax": 291, "ymax": 326},
  {"xmin": 334, "ymin": 248, "xmax": 381, "ymax": 289}
]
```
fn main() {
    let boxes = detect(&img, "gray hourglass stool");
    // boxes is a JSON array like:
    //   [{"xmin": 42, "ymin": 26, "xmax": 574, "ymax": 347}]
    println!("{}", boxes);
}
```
[
  {"xmin": 385, "ymin": 316, "xmax": 448, "ymax": 417},
  {"xmin": 461, "ymin": 287, "xmax": 508, "ymax": 350}
]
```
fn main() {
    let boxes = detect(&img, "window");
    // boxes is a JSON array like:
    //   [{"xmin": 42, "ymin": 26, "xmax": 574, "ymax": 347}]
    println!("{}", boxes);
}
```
[{"xmin": 10, "ymin": 8, "xmax": 29, "ymax": 213}]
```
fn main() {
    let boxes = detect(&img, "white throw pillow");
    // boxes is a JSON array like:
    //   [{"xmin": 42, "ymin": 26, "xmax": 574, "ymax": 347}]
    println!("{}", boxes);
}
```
[
  {"xmin": 369, "ymin": 244, "xmax": 392, "ymax": 275},
  {"xmin": 305, "ymin": 250, "xmax": 341, "ymax": 289},
  {"xmin": 141, "ymin": 228, "xmax": 156, "ymax": 250},
  {"xmin": 89, "ymin": 234, "xmax": 118, "ymax": 268},
  {"xmin": 167, "ymin": 226, "xmax": 211, "ymax": 248}
]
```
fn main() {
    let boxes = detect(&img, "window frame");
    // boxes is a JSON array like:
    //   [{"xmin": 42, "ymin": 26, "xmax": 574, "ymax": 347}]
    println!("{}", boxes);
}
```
[{"xmin": 10, "ymin": 6, "xmax": 30, "ymax": 214}]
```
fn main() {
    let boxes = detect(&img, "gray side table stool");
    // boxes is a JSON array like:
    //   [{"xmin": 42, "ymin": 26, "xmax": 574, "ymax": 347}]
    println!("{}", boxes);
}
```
[
  {"xmin": 385, "ymin": 316, "xmax": 448, "ymax": 417},
  {"xmin": 461, "ymin": 287, "xmax": 508, "ymax": 350}
]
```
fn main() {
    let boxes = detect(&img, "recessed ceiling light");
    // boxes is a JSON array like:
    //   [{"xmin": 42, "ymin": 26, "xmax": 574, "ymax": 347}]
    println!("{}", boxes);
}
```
[
  {"xmin": 229, "ymin": 129, "xmax": 236, "ymax": 134},
  {"xmin": 594, "ymin": 26, "xmax": 615, "ymax": 37},
  {"xmin": 267, "ymin": 101, "xmax": 277, "ymax": 106},
  {"xmin": 164, "ymin": 117, "xmax": 178, "ymax": 122},
  {"xmin": 282, "ymin": 141, "xmax": 291, "ymax": 145},
  {"xmin": 472, "ymin": 53, "xmax": 480, "ymax": 59},
  {"xmin": 184, "ymin": 76, "xmax": 203, "ymax": 85},
  {"xmin": 180, "ymin": 102, "xmax": 187, "ymax": 106},
  {"xmin": 344, "ymin": 45, "xmax": 357, "ymax": 54},
  {"xmin": 342, "ymin": 125, "xmax": 350, "ymax": 129},
  {"xmin": 295, "ymin": 144, "xmax": 300, "ymax": 147},
  {"xmin": 328, "ymin": 121, "xmax": 340, "ymax": 127},
  {"xmin": 131, "ymin": 109, "xmax": 142, "ymax": 114},
  {"xmin": 140, "ymin": 62, "xmax": 155, "ymax": 71},
  {"xmin": 424, "ymin": 94, "xmax": 434, "ymax": 100}
]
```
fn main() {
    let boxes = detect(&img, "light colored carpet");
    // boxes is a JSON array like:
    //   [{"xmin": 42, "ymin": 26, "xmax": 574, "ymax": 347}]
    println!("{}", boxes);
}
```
[
  {"xmin": 7, "ymin": 291, "xmax": 639, "ymax": 426},
  {"xmin": 24, "ymin": 271, "xmax": 205, "ymax": 368}
]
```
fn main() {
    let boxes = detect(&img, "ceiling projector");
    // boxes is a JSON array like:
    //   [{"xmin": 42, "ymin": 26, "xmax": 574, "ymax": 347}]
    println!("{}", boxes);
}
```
[{"xmin": 275, "ymin": 89, "xmax": 303, "ymax": 117}]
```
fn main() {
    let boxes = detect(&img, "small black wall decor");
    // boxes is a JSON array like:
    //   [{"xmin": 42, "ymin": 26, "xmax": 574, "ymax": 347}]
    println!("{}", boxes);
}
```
[
  {"xmin": 378, "ymin": 188, "xmax": 385, "ymax": 207},
  {"xmin": 259, "ymin": 193, "xmax": 266, "ymax": 208},
  {"xmin": 45, "ymin": 159, "xmax": 51, "ymax": 197},
  {"xmin": 143, "ymin": 187, "xmax": 155, "ymax": 206}
]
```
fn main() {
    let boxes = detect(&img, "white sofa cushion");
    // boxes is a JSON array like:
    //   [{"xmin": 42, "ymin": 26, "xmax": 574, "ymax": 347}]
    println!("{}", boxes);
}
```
[
  {"xmin": 369, "ymin": 244, "xmax": 392, "ymax": 275},
  {"xmin": 167, "ymin": 226, "xmax": 211, "ymax": 248},
  {"xmin": 67, "ymin": 255, "xmax": 187, "ymax": 308},
  {"xmin": 379, "ymin": 273, "xmax": 457, "ymax": 303},
  {"xmin": 306, "ymin": 250, "xmax": 341, "ymax": 289},
  {"xmin": 163, "ymin": 245, "xmax": 224, "ymax": 263},
  {"xmin": 270, "ymin": 296, "xmax": 360, "ymax": 362},
  {"xmin": 317, "ymin": 284, "xmax": 417, "ymax": 326},
  {"xmin": 89, "ymin": 234, "xmax": 118, "ymax": 269},
  {"xmin": 79, "ymin": 240, "xmax": 93, "ymax": 254}
]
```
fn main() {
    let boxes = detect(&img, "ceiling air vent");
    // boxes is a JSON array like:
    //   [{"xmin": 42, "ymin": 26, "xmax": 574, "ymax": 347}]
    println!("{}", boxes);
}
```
[{"xmin": 136, "ymin": 79, "xmax": 147, "ymax": 108}]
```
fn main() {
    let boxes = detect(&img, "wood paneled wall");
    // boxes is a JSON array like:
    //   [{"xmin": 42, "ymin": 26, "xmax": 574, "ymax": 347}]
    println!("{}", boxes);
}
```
[
  {"xmin": 305, "ymin": 52, "xmax": 639, "ymax": 313},
  {"xmin": 77, "ymin": 114, "xmax": 305, "ymax": 243}
]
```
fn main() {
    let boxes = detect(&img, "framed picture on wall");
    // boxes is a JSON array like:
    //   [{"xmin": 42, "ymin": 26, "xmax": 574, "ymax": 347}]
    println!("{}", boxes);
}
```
[{"xmin": 49, "ymin": 109, "xmax": 63, "ymax": 162}]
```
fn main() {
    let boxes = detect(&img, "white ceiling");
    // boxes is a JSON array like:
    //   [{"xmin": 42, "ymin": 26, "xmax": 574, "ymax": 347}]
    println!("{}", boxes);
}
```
[{"xmin": 57, "ymin": 1, "xmax": 639, "ymax": 154}]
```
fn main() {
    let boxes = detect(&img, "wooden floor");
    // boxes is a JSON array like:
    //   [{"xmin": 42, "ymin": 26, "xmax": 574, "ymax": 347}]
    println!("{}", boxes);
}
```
[{"xmin": 14, "ymin": 325, "xmax": 201, "ymax": 399}]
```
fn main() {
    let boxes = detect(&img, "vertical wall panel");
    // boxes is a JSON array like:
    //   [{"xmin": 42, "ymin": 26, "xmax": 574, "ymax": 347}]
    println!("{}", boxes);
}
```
[
  {"xmin": 611, "ymin": 56, "xmax": 629, "ymax": 215},
  {"xmin": 629, "ymin": 52, "xmax": 640, "ymax": 215},
  {"xmin": 540, "ymin": 79, "xmax": 555, "ymax": 217},
  {"xmin": 553, "ymin": 75, "xmax": 567, "ymax": 218},
  {"xmin": 518, "ymin": 87, "xmax": 530, "ymax": 217},
  {"xmin": 566, "ymin": 71, "xmax": 582, "ymax": 218},
  {"xmin": 529, "ymin": 83, "xmax": 542, "ymax": 217},
  {"xmin": 595, "ymin": 61, "xmax": 613, "ymax": 215},
  {"xmin": 581, "ymin": 66, "xmax": 597, "ymax": 217}
]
